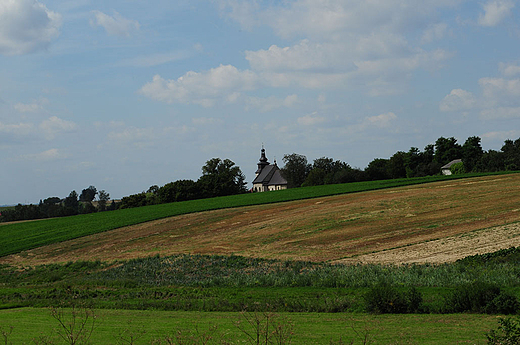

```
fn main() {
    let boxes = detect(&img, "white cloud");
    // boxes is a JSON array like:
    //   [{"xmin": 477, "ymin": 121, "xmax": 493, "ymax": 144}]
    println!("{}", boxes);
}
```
[
  {"xmin": 218, "ymin": 0, "xmax": 461, "ymax": 40},
  {"xmin": 90, "ymin": 10, "xmax": 140, "ymax": 37},
  {"xmin": 19, "ymin": 148, "xmax": 65, "ymax": 162},
  {"xmin": 421, "ymin": 23, "xmax": 448, "ymax": 44},
  {"xmin": 440, "ymin": 89, "xmax": 477, "ymax": 112},
  {"xmin": 13, "ymin": 98, "xmax": 48, "ymax": 113},
  {"xmin": 297, "ymin": 112, "xmax": 326, "ymax": 126},
  {"xmin": 246, "ymin": 40, "xmax": 350, "ymax": 73},
  {"xmin": 194, "ymin": 1, "xmax": 456, "ymax": 97},
  {"xmin": 139, "ymin": 65, "xmax": 260, "ymax": 106},
  {"xmin": 0, "ymin": 121, "xmax": 35, "ymax": 136},
  {"xmin": 117, "ymin": 51, "xmax": 191, "ymax": 67},
  {"xmin": 192, "ymin": 117, "xmax": 223, "ymax": 126},
  {"xmin": 366, "ymin": 112, "xmax": 397, "ymax": 128},
  {"xmin": 14, "ymin": 102, "xmax": 41, "ymax": 113},
  {"xmin": 482, "ymin": 130, "xmax": 520, "ymax": 140},
  {"xmin": 107, "ymin": 126, "xmax": 154, "ymax": 142},
  {"xmin": 480, "ymin": 107, "xmax": 520, "ymax": 119},
  {"xmin": 478, "ymin": 0, "xmax": 514, "ymax": 27},
  {"xmin": 479, "ymin": 77, "xmax": 520, "ymax": 102},
  {"xmin": 0, "ymin": 0, "xmax": 62, "ymax": 55},
  {"xmin": 499, "ymin": 63, "xmax": 520, "ymax": 77},
  {"xmin": 39, "ymin": 116, "xmax": 77, "ymax": 140},
  {"xmin": 246, "ymin": 94, "xmax": 299, "ymax": 112}
]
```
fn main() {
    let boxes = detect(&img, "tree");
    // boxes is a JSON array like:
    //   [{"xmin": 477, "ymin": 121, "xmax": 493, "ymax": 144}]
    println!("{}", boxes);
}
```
[
  {"xmin": 63, "ymin": 191, "xmax": 79, "ymax": 216},
  {"xmin": 501, "ymin": 138, "xmax": 520, "ymax": 171},
  {"xmin": 434, "ymin": 137, "xmax": 462, "ymax": 165},
  {"xmin": 197, "ymin": 158, "xmax": 247, "ymax": 197},
  {"xmin": 281, "ymin": 153, "xmax": 311, "ymax": 188},
  {"xmin": 462, "ymin": 136, "xmax": 484, "ymax": 172},
  {"xmin": 158, "ymin": 180, "xmax": 200, "ymax": 203},
  {"xmin": 365, "ymin": 158, "xmax": 390, "ymax": 181},
  {"xmin": 97, "ymin": 190, "xmax": 110, "ymax": 211},
  {"xmin": 79, "ymin": 186, "xmax": 97, "ymax": 202},
  {"xmin": 387, "ymin": 151, "xmax": 407, "ymax": 179},
  {"xmin": 302, "ymin": 168, "xmax": 326, "ymax": 187}
]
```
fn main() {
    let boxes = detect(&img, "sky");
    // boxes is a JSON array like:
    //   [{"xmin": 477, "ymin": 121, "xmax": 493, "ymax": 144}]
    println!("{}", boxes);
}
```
[{"xmin": 1, "ymin": 0, "xmax": 520, "ymax": 204}]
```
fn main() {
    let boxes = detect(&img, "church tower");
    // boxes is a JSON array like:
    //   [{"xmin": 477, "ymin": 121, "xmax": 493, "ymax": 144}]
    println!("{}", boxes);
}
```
[{"xmin": 255, "ymin": 146, "xmax": 270, "ymax": 176}]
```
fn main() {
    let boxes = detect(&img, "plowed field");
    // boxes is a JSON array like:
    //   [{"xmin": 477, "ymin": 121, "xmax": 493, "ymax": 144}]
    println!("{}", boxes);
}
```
[{"xmin": 2, "ymin": 174, "xmax": 520, "ymax": 266}]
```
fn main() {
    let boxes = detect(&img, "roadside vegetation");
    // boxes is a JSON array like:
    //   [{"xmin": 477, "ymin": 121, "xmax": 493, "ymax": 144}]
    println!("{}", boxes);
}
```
[{"xmin": 1, "ymin": 248, "xmax": 519, "ymax": 314}]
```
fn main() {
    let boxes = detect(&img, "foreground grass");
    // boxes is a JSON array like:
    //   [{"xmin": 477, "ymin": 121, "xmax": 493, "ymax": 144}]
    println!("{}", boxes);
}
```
[
  {"xmin": 1, "ymin": 250, "xmax": 519, "ymax": 313},
  {"xmin": 0, "ymin": 307, "xmax": 499, "ymax": 344},
  {"xmin": 0, "ymin": 173, "xmax": 505, "ymax": 257}
]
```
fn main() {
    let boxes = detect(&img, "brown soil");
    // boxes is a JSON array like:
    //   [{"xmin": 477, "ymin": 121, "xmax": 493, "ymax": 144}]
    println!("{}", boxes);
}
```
[{"xmin": 2, "ymin": 174, "xmax": 520, "ymax": 267}]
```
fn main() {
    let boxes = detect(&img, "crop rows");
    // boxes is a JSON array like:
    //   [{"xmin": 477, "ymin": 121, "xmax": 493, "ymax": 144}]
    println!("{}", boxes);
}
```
[{"xmin": 0, "ymin": 173, "xmax": 499, "ymax": 257}]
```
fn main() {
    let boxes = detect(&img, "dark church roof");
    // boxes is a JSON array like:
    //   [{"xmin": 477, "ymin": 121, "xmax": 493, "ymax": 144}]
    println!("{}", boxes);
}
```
[{"xmin": 253, "ymin": 163, "xmax": 287, "ymax": 186}]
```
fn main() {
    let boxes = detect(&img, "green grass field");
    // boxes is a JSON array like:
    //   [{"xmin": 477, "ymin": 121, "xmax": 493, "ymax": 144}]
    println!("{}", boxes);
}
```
[
  {"xmin": 0, "ymin": 307, "xmax": 500, "ymax": 344},
  {"xmin": 0, "ymin": 173, "xmax": 500, "ymax": 257}
]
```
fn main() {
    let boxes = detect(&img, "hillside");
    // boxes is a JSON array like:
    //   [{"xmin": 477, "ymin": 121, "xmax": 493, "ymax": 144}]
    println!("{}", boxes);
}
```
[{"xmin": 2, "ymin": 173, "xmax": 520, "ymax": 266}]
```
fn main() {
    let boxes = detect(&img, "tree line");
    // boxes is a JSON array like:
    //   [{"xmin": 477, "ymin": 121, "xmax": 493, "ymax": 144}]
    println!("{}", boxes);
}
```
[
  {"xmin": 0, "ymin": 186, "xmax": 113, "ymax": 222},
  {"xmin": 281, "ymin": 136, "xmax": 520, "ymax": 188},
  {"xmin": 2, "ymin": 135, "xmax": 519, "ymax": 221},
  {"xmin": 118, "ymin": 158, "xmax": 247, "ymax": 209}
]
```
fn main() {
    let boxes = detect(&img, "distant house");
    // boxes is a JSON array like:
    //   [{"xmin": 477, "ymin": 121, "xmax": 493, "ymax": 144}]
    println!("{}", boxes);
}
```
[
  {"xmin": 441, "ymin": 159, "xmax": 463, "ymax": 175},
  {"xmin": 252, "ymin": 147, "xmax": 288, "ymax": 192}
]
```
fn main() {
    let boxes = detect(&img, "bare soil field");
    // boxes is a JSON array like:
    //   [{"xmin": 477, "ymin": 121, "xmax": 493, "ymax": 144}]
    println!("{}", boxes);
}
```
[{"xmin": 2, "ymin": 174, "xmax": 520, "ymax": 266}]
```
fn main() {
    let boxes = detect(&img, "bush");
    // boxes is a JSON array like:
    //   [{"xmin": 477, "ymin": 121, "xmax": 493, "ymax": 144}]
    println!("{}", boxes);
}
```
[
  {"xmin": 444, "ymin": 282, "xmax": 519, "ymax": 314},
  {"xmin": 450, "ymin": 162, "xmax": 466, "ymax": 175},
  {"xmin": 486, "ymin": 317, "xmax": 520, "ymax": 344},
  {"xmin": 487, "ymin": 292, "xmax": 520, "ymax": 314},
  {"xmin": 364, "ymin": 284, "xmax": 423, "ymax": 314}
]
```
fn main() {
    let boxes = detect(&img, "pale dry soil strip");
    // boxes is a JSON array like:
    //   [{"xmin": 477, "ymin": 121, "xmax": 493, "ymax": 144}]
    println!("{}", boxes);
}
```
[{"xmin": 334, "ymin": 222, "xmax": 520, "ymax": 265}]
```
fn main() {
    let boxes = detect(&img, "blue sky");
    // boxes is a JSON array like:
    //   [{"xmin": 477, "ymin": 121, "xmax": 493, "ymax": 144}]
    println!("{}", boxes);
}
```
[{"xmin": 1, "ymin": 0, "xmax": 520, "ymax": 204}]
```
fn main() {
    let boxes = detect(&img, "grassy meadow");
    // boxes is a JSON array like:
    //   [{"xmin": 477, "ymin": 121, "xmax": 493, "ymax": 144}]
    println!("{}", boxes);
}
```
[{"xmin": 0, "ymin": 307, "xmax": 501, "ymax": 344}]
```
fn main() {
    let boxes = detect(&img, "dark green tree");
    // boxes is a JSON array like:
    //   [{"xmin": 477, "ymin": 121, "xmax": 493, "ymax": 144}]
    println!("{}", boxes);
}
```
[
  {"xmin": 79, "ymin": 186, "xmax": 97, "ymax": 202},
  {"xmin": 365, "ymin": 158, "xmax": 390, "ymax": 181},
  {"xmin": 462, "ymin": 136, "xmax": 484, "ymax": 172},
  {"xmin": 197, "ymin": 158, "xmax": 247, "ymax": 197},
  {"xmin": 281, "ymin": 153, "xmax": 311, "ymax": 188},
  {"xmin": 480, "ymin": 150, "xmax": 505, "ymax": 172},
  {"xmin": 302, "ymin": 168, "xmax": 326, "ymax": 187},
  {"xmin": 158, "ymin": 180, "xmax": 200, "ymax": 203},
  {"xmin": 501, "ymin": 138, "xmax": 520, "ymax": 171},
  {"xmin": 63, "ymin": 191, "xmax": 79, "ymax": 216},
  {"xmin": 434, "ymin": 137, "xmax": 462, "ymax": 165},
  {"xmin": 387, "ymin": 151, "xmax": 407, "ymax": 179},
  {"xmin": 97, "ymin": 190, "xmax": 110, "ymax": 211}
]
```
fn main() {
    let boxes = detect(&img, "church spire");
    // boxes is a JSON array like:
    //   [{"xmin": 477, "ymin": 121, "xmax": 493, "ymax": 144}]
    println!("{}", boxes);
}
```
[{"xmin": 256, "ymin": 145, "xmax": 270, "ymax": 175}]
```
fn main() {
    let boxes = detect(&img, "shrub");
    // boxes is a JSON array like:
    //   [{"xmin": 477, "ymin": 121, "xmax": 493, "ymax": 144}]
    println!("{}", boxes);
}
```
[
  {"xmin": 444, "ymin": 282, "xmax": 519, "ymax": 314},
  {"xmin": 487, "ymin": 292, "xmax": 520, "ymax": 315},
  {"xmin": 486, "ymin": 317, "xmax": 520, "ymax": 344},
  {"xmin": 364, "ymin": 284, "xmax": 423, "ymax": 314},
  {"xmin": 450, "ymin": 162, "xmax": 465, "ymax": 175}
]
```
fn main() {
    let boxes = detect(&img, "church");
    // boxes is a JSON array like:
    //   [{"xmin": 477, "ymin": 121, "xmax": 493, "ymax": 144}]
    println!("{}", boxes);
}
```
[{"xmin": 252, "ymin": 147, "xmax": 288, "ymax": 192}]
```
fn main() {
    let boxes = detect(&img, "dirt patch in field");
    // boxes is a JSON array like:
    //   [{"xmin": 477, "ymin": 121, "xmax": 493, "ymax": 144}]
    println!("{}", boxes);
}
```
[{"xmin": 2, "ymin": 174, "xmax": 520, "ymax": 266}]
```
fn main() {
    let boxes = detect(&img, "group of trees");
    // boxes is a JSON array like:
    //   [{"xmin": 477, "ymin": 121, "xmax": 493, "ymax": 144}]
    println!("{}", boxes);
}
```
[
  {"xmin": 0, "ymin": 186, "xmax": 113, "ymax": 222},
  {"xmin": 281, "ymin": 136, "xmax": 520, "ymax": 188},
  {"xmin": 3, "ymin": 135, "xmax": 520, "ymax": 220},
  {"xmin": 119, "ymin": 158, "xmax": 247, "ymax": 209}
]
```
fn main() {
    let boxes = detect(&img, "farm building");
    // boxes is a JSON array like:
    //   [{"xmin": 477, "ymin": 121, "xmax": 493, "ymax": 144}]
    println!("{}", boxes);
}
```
[
  {"xmin": 441, "ymin": 159, "xmax": 463, "ymax": 175},
  {"xmin": 252, "ymin": 147, "xmax": 288, "ymax": 192}
]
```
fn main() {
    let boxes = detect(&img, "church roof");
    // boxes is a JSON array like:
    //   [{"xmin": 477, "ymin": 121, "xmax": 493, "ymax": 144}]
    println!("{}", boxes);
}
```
[{"xmin": 253, "ymin": 164, "xmax": 287, "ymax": 186}]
